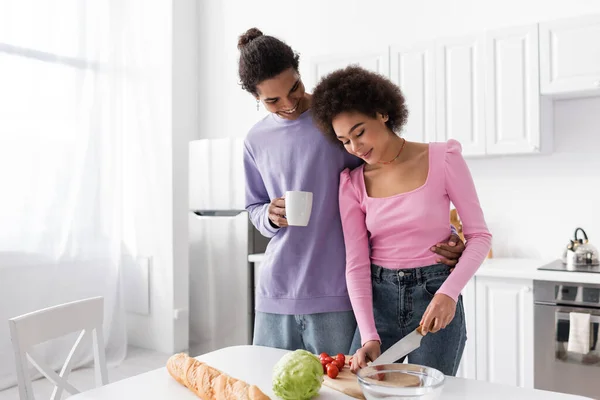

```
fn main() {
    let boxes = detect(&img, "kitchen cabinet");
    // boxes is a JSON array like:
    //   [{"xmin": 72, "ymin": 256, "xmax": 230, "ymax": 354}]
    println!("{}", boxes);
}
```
[
  {"xmin": 435, "ymin": 34, "xmax": 487, "ymax": 156},
  {"xmin": 390, "ymin": 43, "xmax": 436, "ymax": 143},
  {"xmin": 539, "ymin": 14, "xmax": 600, "ymax": 97},
  {"xmin": 306, "ymin": 15, "xmax": 600, "ymax": 156},
  {"xmin": 485, "ymin": 24, "xmax": 553, "ymax": 155},
  {"xmin": 475, "ymin": 276, "xmax": 534, "ymax": 388},
  {"xmin": 436, "ymin": 25, "xmax": 551, "ymax": 157},
  {"xmin": 310, "ymin": 22, "xmax": 561, "ymax": 157},
  {"xmin": 309, "ymin": 49, "xmax": 390, "ymax": 90}
]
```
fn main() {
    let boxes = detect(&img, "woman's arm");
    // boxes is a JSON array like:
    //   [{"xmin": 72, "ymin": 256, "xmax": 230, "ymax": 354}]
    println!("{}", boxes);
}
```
[
  {"xmin": 339, "ymin": 168, "xmax": 379, "ymax": 345},
  {"xmin": 437, "ymin": 139, "xmax": 492, "ymax": 300}
]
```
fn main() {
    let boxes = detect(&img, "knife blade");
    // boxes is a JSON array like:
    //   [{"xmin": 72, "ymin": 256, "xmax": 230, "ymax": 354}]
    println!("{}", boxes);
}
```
[{"xmin": 370, "ymin": 325, "xmax": 426, "ymax": 366}]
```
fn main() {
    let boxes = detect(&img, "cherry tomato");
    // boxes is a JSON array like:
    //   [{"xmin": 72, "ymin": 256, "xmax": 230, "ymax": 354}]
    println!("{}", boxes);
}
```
[
  {"xmin": 319, "ymin": 352, "xmax": 330, "ymax": 359},
  {"xmin": 335, "ymin": 354, "xmax": 346, "ymax": 367},
  {"xmin": 326, "ymin": 363, "xmax": 339, "ymax": 379},
  {"xmin": 321, "ymin": 356, "xmax": 334, "ymax": 365},
  {"xmin": 330, "ymin": 359, "xmax": 343, "ymax": 370}
]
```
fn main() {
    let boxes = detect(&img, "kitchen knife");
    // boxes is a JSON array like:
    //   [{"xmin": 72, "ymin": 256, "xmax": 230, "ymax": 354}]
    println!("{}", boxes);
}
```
[{"xmin": 370, "ymin": 325, "xmax": 426, "ymax": 366}]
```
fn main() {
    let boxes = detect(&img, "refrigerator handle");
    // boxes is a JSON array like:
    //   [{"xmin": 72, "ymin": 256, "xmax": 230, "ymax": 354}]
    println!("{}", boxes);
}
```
[{"xmin": 191, "ymin": 210, "xmax": 248, "ymax": 219}]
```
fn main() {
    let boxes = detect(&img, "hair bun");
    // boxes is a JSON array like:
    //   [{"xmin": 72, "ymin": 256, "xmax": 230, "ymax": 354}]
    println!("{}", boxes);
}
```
[{"xmin": 238, "ymin": 28, "xmax": 263, "ymax": 49}]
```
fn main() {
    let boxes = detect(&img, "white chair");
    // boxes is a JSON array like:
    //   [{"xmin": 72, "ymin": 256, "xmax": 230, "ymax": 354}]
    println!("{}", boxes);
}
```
[{"xmin": 8, "ymin": 296, "xmax": 109, "ymax": 400}]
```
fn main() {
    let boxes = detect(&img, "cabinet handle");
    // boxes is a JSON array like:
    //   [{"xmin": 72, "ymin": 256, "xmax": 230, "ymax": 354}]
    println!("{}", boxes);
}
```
[{"xmin": 523, "ymin": 286, "xmax": 532, "ymax": 293}]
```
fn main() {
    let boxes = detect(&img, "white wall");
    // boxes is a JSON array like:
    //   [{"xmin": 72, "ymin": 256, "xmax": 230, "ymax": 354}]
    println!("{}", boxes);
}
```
[
  {"xmin": 126, "ymin": 0, "xmax": 198, "ymax": 354},
  {"xmin": 196, "ymin": 0, "xmax": 600, "ymax": 261},
  {"xmin": 468, "ymin": 97, "xmax": 600, "ymax": 259},
  {"xmin": 124, "ymin": 0, "xmax": 174, "ymax": 354}
]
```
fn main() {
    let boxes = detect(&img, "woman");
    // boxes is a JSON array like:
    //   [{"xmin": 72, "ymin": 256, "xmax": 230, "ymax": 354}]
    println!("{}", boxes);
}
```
[
  {"xmin": 237, "ymin": 28, "xmax": 466, "ymax": 355},
  {"xmin": 311, "ymin": 65, "xmax": 492, "ymax": 375}
]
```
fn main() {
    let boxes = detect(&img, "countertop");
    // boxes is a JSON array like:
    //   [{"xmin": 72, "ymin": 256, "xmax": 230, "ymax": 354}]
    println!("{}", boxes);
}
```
[
  {"xmin": 473, "ymin": 258, "xmax": 600, "ymax": 284},
  {"xmin": 69, "ymin": 345, "xmax": 590, "ymax": 399},
  {"xmin": 248, "ymin": 253, "xmax": 600, "ymax": 284}
]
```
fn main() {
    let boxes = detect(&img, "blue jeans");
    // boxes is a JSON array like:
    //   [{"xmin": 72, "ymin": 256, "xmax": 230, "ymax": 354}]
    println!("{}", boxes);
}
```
[
  {"xmin": 350, "ymin": 263, "xmax": 466, "ymax": 376},
  {"xmin": 253, "ymin": 310, "xmax": 356, "ymax": 355}
]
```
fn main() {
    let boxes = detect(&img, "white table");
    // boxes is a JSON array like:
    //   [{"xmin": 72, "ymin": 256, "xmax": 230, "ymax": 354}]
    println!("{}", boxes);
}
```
[{"xmin": 70, "ymin": 345, "xmax": 591, "ymax": 399}]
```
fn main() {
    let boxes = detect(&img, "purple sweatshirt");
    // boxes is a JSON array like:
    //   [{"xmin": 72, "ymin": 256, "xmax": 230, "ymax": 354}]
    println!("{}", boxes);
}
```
[{"xmin": 244, "ymin": 110, "xmax": 362, "ymax": 315}]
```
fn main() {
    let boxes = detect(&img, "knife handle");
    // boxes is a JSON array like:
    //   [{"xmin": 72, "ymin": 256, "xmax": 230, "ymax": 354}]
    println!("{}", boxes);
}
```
[{"xmin": 416, "ymin": 320, "xmax": 436, "ymax": 335}]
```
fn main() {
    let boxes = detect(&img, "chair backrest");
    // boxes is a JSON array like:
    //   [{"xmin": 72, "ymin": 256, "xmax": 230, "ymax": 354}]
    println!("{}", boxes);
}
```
[{"xmin": 8, "ymin": 296, "xmax": 108, "ymax": 400}]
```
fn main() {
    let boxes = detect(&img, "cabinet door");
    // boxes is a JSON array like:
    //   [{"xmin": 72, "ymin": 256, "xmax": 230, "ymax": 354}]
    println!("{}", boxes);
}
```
[
  {"xmin": 390, "ymin": 43, "xmax": 436, "ymax": 143},
  {"xmin": 456, "ymin": 278, "xmax": 477, "ymax": 380},
  {"xmin": 475, "ymin": 277, "xmax": 534, "ymax": 388},
  {"xmin": 540, "ymin": 15, "xmax": 600, "ymax": 96},
  {"xmin": 485, "ymin": 25, "xmax": 541, "ymax": 155},
  {"xmin": 435, "ymin": 35, "xmax": 486, "ymax": 156},
  {"xmin": 309, "ymin": 50, "xmax": 390, "ymax": 90}
]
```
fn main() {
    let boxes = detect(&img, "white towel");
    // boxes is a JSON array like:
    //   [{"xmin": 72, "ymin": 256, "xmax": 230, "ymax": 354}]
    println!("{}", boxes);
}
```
[{"xmin": 567, "ymin": 312, "xmax": 591, "ymax": 354}]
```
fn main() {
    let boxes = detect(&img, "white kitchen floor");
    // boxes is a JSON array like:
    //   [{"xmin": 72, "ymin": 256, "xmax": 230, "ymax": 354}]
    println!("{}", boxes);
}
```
[{"xmin": 0, "ymin": 346, "xmax": 171, "ymax": 400}]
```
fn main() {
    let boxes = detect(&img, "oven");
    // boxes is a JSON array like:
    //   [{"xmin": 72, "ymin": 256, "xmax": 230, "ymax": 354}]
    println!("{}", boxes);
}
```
[{"xmin": 534, "ymin": 280, "xmax": 600, "ymax": 398}]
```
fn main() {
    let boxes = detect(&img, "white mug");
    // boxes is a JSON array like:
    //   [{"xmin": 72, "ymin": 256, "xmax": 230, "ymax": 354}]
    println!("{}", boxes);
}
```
[{"xmin": 285, "ymin": 191, "xmax": 313, "ymax": 227}]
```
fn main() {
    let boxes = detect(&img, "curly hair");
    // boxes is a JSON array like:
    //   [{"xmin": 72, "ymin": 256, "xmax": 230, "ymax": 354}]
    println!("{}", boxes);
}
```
[
  {"xmin": 311, "ymin": 65, "xmax": 409, "ymax": 148},
  {"xmin": 237, "ymin": 28, "xmax": 300, "ymax": 95}
]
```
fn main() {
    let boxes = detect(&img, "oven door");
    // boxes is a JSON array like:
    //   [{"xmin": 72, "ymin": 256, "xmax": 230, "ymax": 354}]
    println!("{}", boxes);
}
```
[{"xmin": 534, "ymin": 303, "xmax": 600, "ymax": 398}]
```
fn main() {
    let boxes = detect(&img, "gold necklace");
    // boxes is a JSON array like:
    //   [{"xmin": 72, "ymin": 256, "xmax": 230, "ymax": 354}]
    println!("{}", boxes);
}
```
[{"xmin": 377, "ymin": 138, "xmax": 406, "ymax": 165}]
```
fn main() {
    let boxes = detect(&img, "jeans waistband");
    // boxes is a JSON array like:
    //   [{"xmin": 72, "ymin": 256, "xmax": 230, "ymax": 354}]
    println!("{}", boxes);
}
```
[{"xmin": 371, "ymin": 263, "xmax": 451, "ymax": 286}]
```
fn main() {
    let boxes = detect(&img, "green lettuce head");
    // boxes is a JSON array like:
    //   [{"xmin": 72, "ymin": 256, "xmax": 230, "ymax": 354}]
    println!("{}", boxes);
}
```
[{"xmin": 272, "ymin": 349, "xmax": 323, "ymax": 400}]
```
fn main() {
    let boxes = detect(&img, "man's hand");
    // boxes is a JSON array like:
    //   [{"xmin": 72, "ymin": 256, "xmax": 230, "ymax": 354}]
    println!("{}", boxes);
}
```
[
  {"xmin": 268, "ymin": 197, "xmax": 287, "ymax": 228},
  {"xmin": 430, "ymin": 233, "xmax": 465, "ymax": 267}
]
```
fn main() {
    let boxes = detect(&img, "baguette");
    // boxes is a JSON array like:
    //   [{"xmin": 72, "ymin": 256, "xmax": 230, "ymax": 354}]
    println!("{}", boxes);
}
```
[{"xmin": 166, "ymin": 353, "xmax": 270, "ymax": 400}]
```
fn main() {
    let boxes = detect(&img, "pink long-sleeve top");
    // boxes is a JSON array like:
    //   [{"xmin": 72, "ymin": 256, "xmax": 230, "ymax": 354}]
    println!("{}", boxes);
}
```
[{"xmin": 339, "ymin": 139, "xmax": 492, "ymax": 345}]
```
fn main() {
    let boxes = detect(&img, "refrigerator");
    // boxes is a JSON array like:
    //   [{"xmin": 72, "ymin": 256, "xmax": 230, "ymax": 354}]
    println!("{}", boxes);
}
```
[{"xmin": 188, "ymin": 138, "xmax": 269, "ymax": 357}]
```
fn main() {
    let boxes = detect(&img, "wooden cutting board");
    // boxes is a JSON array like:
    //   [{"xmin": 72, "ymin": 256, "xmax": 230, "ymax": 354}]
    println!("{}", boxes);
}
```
[
  {"xmin": 323, "ymin": 365, "xmax": 365, "ymax": 399},
  {"xmin": 322, "ymin": 356, "xmax": 421, "ymax": 399}
]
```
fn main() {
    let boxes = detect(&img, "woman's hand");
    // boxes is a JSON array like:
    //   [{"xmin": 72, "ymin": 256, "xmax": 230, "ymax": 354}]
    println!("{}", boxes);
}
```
[
  {"xmin": 268, "ymin": 197, "xmax": 287, "ymax": 228},
  {"xmin": 350, "ymin": 340, "xmax": 381, "ymax": 374},
  {"xmin": 420, "ymin": 293, "xmax": 457, "ymax": 334}
]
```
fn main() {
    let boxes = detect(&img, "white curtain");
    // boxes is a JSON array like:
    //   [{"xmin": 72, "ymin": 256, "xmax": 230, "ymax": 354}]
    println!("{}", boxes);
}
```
[{"xmin": 0, "ymin": 0, "xmax": 168, "ymax": 390}]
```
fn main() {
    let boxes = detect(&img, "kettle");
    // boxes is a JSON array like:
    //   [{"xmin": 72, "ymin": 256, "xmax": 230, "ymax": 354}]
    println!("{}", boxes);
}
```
[{"xmin": 562, "ymin": 227, "xmax": 600, "ymax": 267}]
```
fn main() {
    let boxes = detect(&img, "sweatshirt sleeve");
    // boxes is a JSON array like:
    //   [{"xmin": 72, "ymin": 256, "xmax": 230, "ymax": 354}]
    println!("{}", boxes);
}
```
[
  {"xmin": 450, "ymin": 224, "xmax": 458, "ymax": 236},
  {"xmin": 339, "ymin": 168, "xmax": 380, "ymax": 345},
  {"xmin": 243, "ymin": 140, "xmax": 279, "ymax": 238},
  {"xmin": 438, "ymin": 139, "xmax": 492, "ymax": 300}
]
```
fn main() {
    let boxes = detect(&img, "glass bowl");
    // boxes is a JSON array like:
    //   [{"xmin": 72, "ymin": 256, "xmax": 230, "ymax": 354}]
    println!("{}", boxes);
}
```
[{"xmin": 357, "ymin": 363, "xmax": 445, "ymax": 400}]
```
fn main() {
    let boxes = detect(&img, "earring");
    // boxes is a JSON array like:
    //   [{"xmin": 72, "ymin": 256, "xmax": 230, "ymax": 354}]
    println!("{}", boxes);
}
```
[{"xmin": 256, "ymin": 100, "xmax": 260, "ymax": 111}]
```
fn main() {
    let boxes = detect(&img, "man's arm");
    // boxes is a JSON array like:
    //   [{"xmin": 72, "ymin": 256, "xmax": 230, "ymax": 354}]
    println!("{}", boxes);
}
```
[{"xmin": 243, "ymin": 141, "xmax": 279, "ymax": 238}]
